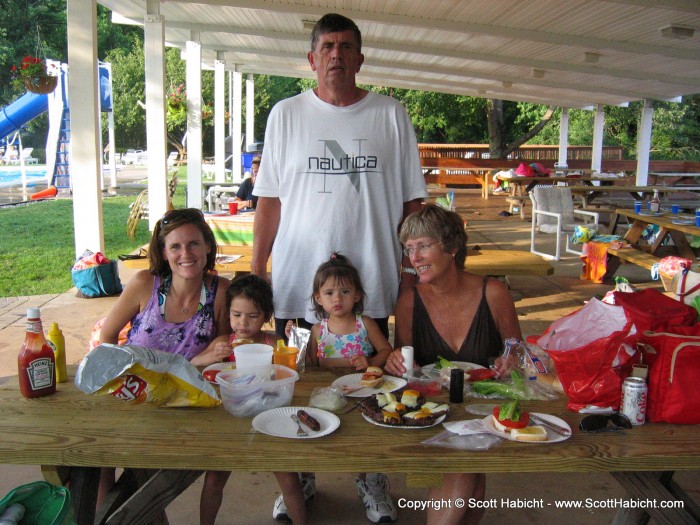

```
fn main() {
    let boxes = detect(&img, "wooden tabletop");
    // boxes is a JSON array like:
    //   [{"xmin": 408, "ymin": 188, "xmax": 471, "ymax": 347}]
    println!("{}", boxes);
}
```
[
  {"xmin": 1, "ymin": 368, "xmax": 700, "ymax": 475},
  {"xmin": 4, "ymin": 368, "xmax": 700, "ymax": 524}
]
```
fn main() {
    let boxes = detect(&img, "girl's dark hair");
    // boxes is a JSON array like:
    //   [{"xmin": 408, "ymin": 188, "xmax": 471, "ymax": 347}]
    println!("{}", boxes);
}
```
[
  {"xmin": 310, "ymin": 13, "xmax": 362, "ymax": 52},
  {"xmin": 311, "ymin": 252, "xmax": 365, "ymax": 320},
  {"xmin": 226, "ymin": 274, "xmax": 274, "ymax": 322},
  {"xmin": 399, "ymin": 204, "xmax": 468, "ymax": 268},
  {"xmin": 148, "ymin": 208, "xmax": 217, "ymax": 278}
]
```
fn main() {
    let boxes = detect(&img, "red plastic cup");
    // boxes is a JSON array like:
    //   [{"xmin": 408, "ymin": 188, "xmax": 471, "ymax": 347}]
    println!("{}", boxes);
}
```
[{"xmin": 228, "ymin": 201, "xmax": 238, "ymax": 215}]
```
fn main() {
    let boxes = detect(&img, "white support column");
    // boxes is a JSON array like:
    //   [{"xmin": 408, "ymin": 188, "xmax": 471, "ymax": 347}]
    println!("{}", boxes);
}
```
[
  {"xmin": 557, "ymin": 108, "xmax": 569, "ymax": 169},
  {"xmin": 228, "ymin": 70, "xmax": 233, "ymax": 138},
  {"xmin": 66, "ymin": 0, "xmax": 104, "ymax": 258},
  {"xmin": 144, "ymin": 2, "xmax": 168, "ymax": 228},
  {"xmin": 186, "ymin": 32, "xmax": 203, "ymax": 208},
  {"xmin": 636, "ymin": 99, "xmax": 654, "ymax": 186},
  {"xmin": 214, "ymin": 52, "xmax": 226, "ymax": 184},
  {"xmin": 246, "ymin": 73, "xmax": 254, "ymax": 149},
  {"xmin": 232, "ymin": 65, "xmax": 243, "ymax": 182},
  {"xmin": 591, "ymin": 104, "xmax": 605, "ymax": 174}
]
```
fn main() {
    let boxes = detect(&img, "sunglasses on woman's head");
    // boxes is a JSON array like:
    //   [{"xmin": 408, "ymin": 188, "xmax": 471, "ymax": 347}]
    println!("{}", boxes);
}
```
[
  {"xmin": 579, "ymin": 413, "xmax": 632, "ymax": 433},
  {"xmin": 160, "ymin": 208, "xmax": 204, "ymax": 225}
]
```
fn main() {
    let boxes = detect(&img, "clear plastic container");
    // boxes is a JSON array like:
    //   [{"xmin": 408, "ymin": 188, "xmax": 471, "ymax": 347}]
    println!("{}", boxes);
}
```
[{"xmin": 217, "ymin": 364, "xmax": 298, "ymax": 417}]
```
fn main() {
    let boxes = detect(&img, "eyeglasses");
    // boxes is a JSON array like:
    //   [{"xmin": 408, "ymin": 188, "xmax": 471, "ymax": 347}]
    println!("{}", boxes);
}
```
[
  {"xmin": 160, "ymin": 208, "xmax": 204, "ymax": 225},
  {"xmin": 579, "ymin": 413, "xmax": 632, "ymax": 433},
  {"xmin": 402, "ymin": 241, "xmax": 438, "ymax": 257}
]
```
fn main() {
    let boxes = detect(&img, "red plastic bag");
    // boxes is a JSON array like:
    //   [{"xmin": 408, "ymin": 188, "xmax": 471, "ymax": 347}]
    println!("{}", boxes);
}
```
[
  {"xmin": 638, "ymin": 325, "xmax": 700, "ymax": 424},
  {"xmin": 537, "ymin": 299, "xmax": 639, "ymax": 412},
  {"xmin": 613, "ymin": 289, "xmax": 697, "ymax": 333}
]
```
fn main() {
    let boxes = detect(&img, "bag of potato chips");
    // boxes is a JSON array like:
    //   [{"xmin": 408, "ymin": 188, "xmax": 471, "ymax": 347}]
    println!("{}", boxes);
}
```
[{"xmin": 75, "ymin": 344, "xmax": 220, "ymax": 407}]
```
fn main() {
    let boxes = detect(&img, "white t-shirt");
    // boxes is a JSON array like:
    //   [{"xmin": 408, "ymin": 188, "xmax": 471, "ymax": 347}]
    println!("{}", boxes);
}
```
[{"xmin": 254, "ymin": 90, "xmax": 427, "ymax": 323}]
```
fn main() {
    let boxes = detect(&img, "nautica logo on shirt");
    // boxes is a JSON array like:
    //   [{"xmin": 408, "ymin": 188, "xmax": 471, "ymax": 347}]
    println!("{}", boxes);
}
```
[{"xmin": 306, "ymin": 139, "xmax": 380, "ymax": 193}]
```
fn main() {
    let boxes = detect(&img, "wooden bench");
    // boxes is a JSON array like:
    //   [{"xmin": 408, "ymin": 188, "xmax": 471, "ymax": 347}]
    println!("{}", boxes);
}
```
[{"xmin": 606, "ymin": 246, "xmax": 659, "ymax": 270}]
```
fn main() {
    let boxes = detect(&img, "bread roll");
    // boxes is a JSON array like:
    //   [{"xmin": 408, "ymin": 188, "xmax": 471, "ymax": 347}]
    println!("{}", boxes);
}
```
[
  {"xmin": 511, "ymin": 425, "xmax": 548, "ymax": 442},
  {"xmin": 361, "ymin": 366, "xmax": 384, "ymax": 388}
]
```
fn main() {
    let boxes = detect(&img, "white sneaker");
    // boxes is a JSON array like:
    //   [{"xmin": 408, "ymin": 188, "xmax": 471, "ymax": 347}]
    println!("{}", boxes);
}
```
[
  {"xmin": 272, "ymin": 473, "xmax": 316, "ymax": 522},
  {"xmin": 355, "ymin": 473, "xmax": 397, "ymax": 523}
]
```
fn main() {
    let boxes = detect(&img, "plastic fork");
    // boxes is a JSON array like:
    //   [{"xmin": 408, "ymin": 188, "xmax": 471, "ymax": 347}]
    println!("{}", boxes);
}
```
[{"xmin": 290, "ymin": 413, "xmax": 308, "ymax": 437}]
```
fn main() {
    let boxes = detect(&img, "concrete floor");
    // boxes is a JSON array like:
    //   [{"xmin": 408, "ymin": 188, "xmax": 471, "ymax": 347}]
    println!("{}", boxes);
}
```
[{"xmin": 1, "ymin": 185, "xmax": 698, "ymax": 524}]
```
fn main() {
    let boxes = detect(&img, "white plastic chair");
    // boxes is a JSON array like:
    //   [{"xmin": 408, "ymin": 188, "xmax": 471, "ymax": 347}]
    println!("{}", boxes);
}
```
[{"xmin": 530, "ymin": 185, "xmax": 599, "ymax": 261}]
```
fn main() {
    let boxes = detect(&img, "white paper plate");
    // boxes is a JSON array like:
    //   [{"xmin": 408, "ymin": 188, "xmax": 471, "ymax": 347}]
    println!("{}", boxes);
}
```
[
  {"xmin": 252, "ymin": 407, "xmax": 340, "ymax": 439},
  {"xmin": 202, "ymin": 362, "xmax": 236, "ymax": 384},
  {"xmin": 423, "ymin": 361, "xmax": 485, "ymax": 371},
  {"xmin": 638, "ymin": 210, "xmax": 665, "ymax": 217},
  {"xmin": 362, "ymin": 412, "xmax": 446, "ymax": 429},
  {"xmin": 481, "ymin": 412, "xmax": 571, "ymax": 444},
  {"xmin": 331, "ymin": 374, "xmax": 407, "ymax": 398},
  {"xmin": 671, "ymin": 219, "xmax": 694, "ymax": 225}
]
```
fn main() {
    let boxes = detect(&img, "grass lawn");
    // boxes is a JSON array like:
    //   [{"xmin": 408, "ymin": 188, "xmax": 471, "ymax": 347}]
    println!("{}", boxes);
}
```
[{"xmin": 0, "ymin": 184, "xmax": 186, "ymax": 297}]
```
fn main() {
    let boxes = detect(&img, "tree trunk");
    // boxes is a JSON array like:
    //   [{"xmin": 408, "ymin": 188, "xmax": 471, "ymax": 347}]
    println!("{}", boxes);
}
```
[{"xmin": 487, "ymin": 98, "xmax": 556, "ymax": 159}]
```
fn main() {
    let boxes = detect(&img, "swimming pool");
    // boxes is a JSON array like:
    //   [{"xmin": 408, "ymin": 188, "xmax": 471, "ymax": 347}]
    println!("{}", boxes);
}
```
[{"xmin": 0, "ymin": 166, "xmax": 48, "ymax": 188}]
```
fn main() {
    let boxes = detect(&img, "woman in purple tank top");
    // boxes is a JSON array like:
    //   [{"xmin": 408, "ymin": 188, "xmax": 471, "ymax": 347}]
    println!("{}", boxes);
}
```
[
  {"xmin": 97, "ymin": 208, "xmax": 232, "ymax": 517},
  {"xmin": 384, "ymin": 204, "xmax": 521, "ymax": 525},
  {"xmin": 100, "ymin": 208, "xmax": 231, "ymax": 360}
]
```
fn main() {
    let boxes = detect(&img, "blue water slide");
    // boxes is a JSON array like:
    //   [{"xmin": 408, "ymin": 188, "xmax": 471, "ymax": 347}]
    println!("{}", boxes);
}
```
[{"xmin": 0, "ymin": 92, "xmax": 49, "ymax": 140}]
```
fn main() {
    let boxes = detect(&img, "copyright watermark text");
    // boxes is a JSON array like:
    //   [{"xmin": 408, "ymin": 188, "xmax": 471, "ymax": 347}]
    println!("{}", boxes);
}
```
[{"xmin": 397, "ymin": 497, "xmax": 684, "ymax": 512}]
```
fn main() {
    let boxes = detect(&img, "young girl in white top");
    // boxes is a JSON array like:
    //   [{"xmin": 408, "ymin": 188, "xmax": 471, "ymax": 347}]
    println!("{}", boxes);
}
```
[
  {"xmin": 200, "ymin": 274, "xmax": 275, "ymax": 525},
  {"xmin": 273, "ymin": 253, "xmax": 396, "ymax": 525}
]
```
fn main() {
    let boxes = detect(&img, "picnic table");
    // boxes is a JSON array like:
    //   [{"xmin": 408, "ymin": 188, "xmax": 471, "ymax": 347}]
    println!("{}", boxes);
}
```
[
  {"xmin": 649, "ymin": 172, "xmax": 700, "ymax": 186},
  {"xmin": 606, "ymin": 208, "xmax": 700, "ymax": 274},
  {"xmin": 571, "ymin": 185, "xmax": 700, "ymax": 208},
  {"xmin": 204, "ymin": 211, "xmax": 255, "ymax": 246},
  {"xmin": 497, "ymin": 175, "xmax": 621, "ymax": 197},
  {"xmin": 1, "ymin": 368, "xmax": 699, "ymax": 524}
]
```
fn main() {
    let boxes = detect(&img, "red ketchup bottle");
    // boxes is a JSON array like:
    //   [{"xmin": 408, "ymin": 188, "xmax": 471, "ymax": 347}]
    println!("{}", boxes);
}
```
[{"xmin": 18, "ymin": 308, "xmax": 56, "ymax": 398}]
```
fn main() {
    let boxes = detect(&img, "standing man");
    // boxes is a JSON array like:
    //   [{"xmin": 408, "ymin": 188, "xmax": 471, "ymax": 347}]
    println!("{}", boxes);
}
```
[
  {"xmin": 252, "ymin": 13, "xmax": 426, "ymax": 524},
  {"xmin": 252, "ymin": 13, "xmax": 426, "ymax": 339}
]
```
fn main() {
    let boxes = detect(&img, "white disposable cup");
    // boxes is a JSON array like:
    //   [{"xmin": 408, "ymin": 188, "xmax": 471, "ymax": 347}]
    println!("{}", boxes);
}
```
[
  {"xmin": 401, "ymin": 346, "xmax": 415, "ymax": 378},
  {"xmin": 234, "ymin": 344, "xmax": 273, "ymax": 372}
]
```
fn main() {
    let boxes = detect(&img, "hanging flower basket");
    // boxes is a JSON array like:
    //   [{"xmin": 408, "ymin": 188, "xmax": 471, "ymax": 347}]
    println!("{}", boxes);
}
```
[
  {"xmin": 11, "ymin": 56, "xmax": 58, "ymax": 94},
  {"xmin": 23, "ymin": 75, "xmax": 57, "ymax": 94}
]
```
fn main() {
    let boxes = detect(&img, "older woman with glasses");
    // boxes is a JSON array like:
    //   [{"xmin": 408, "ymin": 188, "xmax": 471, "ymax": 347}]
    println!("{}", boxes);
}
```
[{"xmin": 384, "ymin": 204, "xmax": 520, "ymax": 525}]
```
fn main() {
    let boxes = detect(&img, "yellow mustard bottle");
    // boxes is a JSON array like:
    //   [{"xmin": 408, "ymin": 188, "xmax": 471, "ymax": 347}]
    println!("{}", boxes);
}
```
[{"xmin": 47, "ymin": 322, "xmax": 67, "ymax": 383}]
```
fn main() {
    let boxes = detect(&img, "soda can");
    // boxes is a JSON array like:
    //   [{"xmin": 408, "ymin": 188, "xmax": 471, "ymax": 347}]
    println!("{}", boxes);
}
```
[{"xmin": 620, "ymin": 377, "xmax": 647, "ymax": 425}]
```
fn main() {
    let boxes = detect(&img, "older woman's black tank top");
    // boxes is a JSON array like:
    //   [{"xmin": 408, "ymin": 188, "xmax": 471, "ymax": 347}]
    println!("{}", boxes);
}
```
[{"xmin": 411, "ymin": 277, "xmax": 503, "ymax": 368}]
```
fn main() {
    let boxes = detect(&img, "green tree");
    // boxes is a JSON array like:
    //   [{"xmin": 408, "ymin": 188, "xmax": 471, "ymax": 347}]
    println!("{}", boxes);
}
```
[
  {"xmin": 105, "ymin": 35, "xmax": 146, "ymax": 149},
  {"xmin": 251, "ymin": 75, "xmax": 302, "ymax": 142}
]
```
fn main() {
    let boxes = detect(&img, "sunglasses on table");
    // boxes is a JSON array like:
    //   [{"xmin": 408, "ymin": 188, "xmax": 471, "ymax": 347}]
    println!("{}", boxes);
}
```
[
  {"xmin": 160, "ymin": 208, "xmax": 204, "ymax": 225},
  {"xmin": 579, "ymin": 413, "xmax": 632, "ymax": 433}
]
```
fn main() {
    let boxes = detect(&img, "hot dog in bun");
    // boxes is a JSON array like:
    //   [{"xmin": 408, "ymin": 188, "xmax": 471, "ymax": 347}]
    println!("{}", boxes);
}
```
[{"xmin": 360, "ymin": 366, "xmax": 385, "ymax": 388}]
